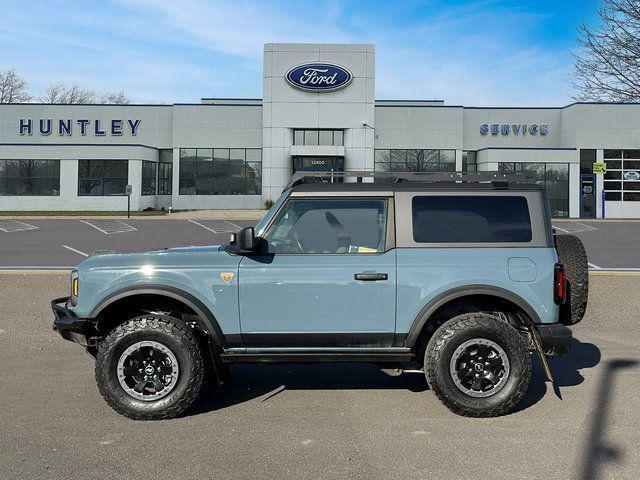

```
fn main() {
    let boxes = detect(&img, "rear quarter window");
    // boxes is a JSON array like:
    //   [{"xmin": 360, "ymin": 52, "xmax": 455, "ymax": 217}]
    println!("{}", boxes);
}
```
[{"xmin": 412, "ymin": 195, "xmax": 532, "ymax": 243}]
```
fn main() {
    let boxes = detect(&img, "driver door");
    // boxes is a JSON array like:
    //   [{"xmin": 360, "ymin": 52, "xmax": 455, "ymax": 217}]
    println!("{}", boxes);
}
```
[{"xmin": 238, "ymin": 196, "xmax": 396, "ymax": 348}]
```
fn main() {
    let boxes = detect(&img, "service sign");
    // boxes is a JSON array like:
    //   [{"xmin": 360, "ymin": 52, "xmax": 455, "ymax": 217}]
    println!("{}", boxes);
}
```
[
  {"xmin": 480, "ymin": 123, "xmax": 549, "ymax": 136},
  {"xmin": 285, "ymin": 63, "xmax": 353, "ymax": 92}
]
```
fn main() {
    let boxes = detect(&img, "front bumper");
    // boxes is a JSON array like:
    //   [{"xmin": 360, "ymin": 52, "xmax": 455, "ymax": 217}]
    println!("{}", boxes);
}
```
[
  {"xmin": 536, "ymin": 323, "xmax": 572, "ymax": 356},
  {"xmin": 51, "ymin": 297, "xmax": 98, "ymax": 347}
]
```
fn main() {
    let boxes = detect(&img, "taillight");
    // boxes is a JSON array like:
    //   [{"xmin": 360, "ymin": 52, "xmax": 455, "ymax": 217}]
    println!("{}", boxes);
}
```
[{"xmin": 554, "ymin": 263, "xmax": 567, "ymax": 304}]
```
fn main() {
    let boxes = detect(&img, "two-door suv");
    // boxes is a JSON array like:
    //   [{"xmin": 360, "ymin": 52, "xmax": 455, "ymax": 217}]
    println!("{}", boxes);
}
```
[{"xmin": 52, "ymin": 171, "xmax": 588, "ymax": 419}]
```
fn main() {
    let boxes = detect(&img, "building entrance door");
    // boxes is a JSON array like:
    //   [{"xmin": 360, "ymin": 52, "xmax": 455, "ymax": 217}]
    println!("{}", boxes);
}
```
[
  {"xmin": 292, "ymin": 156, "xmax": 344, "ymax": 182},
  {"xmin": 580, "ymin": 174, "xmax": 596, "ymax": 218}
]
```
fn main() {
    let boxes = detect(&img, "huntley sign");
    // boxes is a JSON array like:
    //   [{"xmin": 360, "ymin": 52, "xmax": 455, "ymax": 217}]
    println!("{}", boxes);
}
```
[
  {"xmin": 19, "ymin": 118, "xmax": 142, "ymax": 136},
  {"xmin": 285, "ymin": 63, "xmax": 353, "ymax": 92}
]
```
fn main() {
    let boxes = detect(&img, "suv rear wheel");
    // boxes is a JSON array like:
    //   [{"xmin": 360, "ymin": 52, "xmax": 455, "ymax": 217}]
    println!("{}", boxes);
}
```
[
  {"xmin": 424, "ymin": 313, "xmax": 531, "ymax": 417},
  {"xmin": 95, "ymin": 314, "xmax": 204, "ymax": 420}
]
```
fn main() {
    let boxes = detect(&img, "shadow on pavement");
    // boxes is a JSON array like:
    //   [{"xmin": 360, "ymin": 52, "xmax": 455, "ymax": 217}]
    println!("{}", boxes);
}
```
[
  {"xmin": 189, "ymin": 362, "xmax": 427, "ymax": 416},
  {"xmin": 514, "ymin": 338, "xmax": 601, "ymax": 413},
  {"xmin": 577, "ymin": 359, "xmax": 638, "ymax": 480},
  {"xmin": 189, "ymin": 338, "xmax": 603, "ymax": 417}
]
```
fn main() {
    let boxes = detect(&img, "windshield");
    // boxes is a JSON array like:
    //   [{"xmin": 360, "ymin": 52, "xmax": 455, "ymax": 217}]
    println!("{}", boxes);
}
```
[{"xmin": 253, "ymin": 190, "xmax": 290, "ymax": 237}]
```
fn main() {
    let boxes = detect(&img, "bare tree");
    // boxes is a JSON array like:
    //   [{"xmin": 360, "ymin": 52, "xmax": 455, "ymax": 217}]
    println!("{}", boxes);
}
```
[
  {"xmin": 0, "ymin": 67, "xmax": 32, "ymax": 103},
  {"xmin": 40, "ymin": 83, "xmax": 95, "ymax": 104},
  {"xmin": 97, "ymin": 90, "xmax": 130, "ymax": 104},
  {"xmin": 572, "ymin": 0, "xmax": 640, "ymax": 101},
  {"xmin": 40, "ymin": 82, "xmax": 131, "ymax": 104}
]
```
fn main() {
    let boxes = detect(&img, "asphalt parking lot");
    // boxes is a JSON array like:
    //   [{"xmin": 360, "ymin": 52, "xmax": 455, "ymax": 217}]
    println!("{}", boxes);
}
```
[
  {"xmin": 552, "ymin": 220, "xmax": 640, "ymax": 270},
  {"xmin": 0, "ymin": 218, "xmax": 256, "ymax": 268},
  {"xmin": 0, "ymin": 273, "xmax": 639, "ymax": 480},
  {"xmin": 0, "ymin": 217, "xmax": 639, "ymax": 271}
]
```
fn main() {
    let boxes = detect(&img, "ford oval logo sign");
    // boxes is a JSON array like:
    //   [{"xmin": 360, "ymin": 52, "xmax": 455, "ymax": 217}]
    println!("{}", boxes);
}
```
[
  {"xmin": 624, "ymin": 171, "xmax": 640, "ymax": 181},
  {"xmin": 285, "ymin": 63, "xmax": 353, "ymax": 92}
]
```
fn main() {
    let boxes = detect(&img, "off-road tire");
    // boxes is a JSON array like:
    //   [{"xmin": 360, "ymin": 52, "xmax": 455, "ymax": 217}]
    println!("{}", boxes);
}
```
[
  {"xmin": 555, "ymin": 234, "xmax": 589, "ymax": 325},
  {"xmin": 424, "ymin": 313, "xmax": 531, "ymax": 417},
  {"xmin": 95, "ymin": 314, "xmax": 204, "ymax": 420}
]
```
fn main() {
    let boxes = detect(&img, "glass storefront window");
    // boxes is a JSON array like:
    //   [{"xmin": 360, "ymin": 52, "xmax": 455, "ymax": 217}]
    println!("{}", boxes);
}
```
[
  {"xmin": 0, "ymin": 159, "xmax": 60, "ymax": 196},
  {"xmin": 179, "ymin": 148, "xmax": 261, "ymax": 195},
  {"xmin": 157, "ymin": 150, "xmax": 173, "ymax": 195},
  {"xmin": 580, "ymin": 149, "xmax": 596, "ymax": 174},
  {"xmin": 293, "ymin": 129, "xmax": 344, "ymax": 146},
  {"xmin": 604, "ymin": 150, "xmax": 640, "ymax": 202},
  {"xmin": 141, "ymin": 161, "xmax": 157, "ymax": 196},
  {"xmin": 374, "ymin": 149, "xmax": 456, "ymax": 177},
  {"xmin": 158, "ymin": 162, "xmax": 172, "ymax": 195},
  {"xmin": 462, "ymin": 151, "xmax": 477, "ymax": 172},
  {"xmin": 318, "ymin": 130, "xmax": 333, "ymax": 145},
  {"xmin": 498, "ymin": 162, "xmax": 569, "ymax": 217},
  {"xmin": 78, "ymin": 160, "xmax": 128, "ymax": 196},
  {"xmin": 304, "ymin": 130, "xmax": 319, "ymax": 146}
]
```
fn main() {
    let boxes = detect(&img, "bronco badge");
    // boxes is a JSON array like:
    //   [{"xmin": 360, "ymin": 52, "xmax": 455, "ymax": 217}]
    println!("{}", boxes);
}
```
[{"xmin": 220, "ymin": 272, "xmax": 235, "ymax": 284}]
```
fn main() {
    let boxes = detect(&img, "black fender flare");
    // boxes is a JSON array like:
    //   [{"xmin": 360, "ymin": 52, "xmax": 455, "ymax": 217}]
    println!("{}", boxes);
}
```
[
  {"xmin": 90, "ymin": 285, "xmax": 228, "ymax": 348},
  {"xmin": 404, "ymin": 285, "xmax": 542, "ymax": 348}
]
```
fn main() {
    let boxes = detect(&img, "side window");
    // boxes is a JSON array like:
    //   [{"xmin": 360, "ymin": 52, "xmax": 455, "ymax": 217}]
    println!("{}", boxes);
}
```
[
  {"xmin": 264, "ymin": 198, "xmax": 388, "ymax": 254},
  {"xmin": 412, "ymin": 196, "xmax": 532, "ymax": 243}
]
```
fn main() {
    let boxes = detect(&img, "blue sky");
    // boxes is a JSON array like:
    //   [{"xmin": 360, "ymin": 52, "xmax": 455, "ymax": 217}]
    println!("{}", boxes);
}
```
[{"xmin": 0, "ymin": 0, "xmax": 600, "ymax": 105}]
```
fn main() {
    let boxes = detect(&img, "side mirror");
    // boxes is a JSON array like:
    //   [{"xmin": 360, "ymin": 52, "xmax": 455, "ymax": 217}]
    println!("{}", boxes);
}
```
[{"xmin": 228, "ymin": 227, "xmax": 257, "ymax": 254}]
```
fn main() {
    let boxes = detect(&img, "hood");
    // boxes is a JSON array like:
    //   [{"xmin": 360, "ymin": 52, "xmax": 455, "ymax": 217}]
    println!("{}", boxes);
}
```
[{"xmin": 75, "ymin": 245, "xmax": 227, "ymax": 272}]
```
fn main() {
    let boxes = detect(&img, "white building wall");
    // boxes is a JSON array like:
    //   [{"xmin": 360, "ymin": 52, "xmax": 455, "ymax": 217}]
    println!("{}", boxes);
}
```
[
  {"xmin": 171, "ymin": 104, "xmax": 263, "ymax": 210},
  {"xmin": 374, "ymin": 106, "xmax": 463, "ymax": 149}
]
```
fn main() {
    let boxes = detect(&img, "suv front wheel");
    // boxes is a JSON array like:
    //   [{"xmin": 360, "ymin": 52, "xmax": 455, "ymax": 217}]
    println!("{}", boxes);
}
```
[
  {"xmin": 424, "ymin": 313, "xmax": 531, "ymax": 417},
  {"xmin": 95, "ymin": 314, "xmax": 204, "ymax": 420}
]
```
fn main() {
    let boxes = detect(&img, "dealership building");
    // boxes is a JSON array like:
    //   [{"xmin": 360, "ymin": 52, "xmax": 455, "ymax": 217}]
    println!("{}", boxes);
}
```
[{"xmin": 1, "ymin": 43, "xmax": 640, "ymax": 217}]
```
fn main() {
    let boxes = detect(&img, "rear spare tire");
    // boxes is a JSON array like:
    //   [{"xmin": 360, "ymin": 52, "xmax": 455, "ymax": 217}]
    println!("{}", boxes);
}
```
[{"xmin": 555, "ymin": 234, "xmax": 589, "ymax": 325}]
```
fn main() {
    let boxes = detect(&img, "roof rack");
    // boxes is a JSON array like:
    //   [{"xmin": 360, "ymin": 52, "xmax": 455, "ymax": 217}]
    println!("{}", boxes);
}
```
[{"xmin": 285, "ymin": 170, "xmax": 537, "ymax": 189}]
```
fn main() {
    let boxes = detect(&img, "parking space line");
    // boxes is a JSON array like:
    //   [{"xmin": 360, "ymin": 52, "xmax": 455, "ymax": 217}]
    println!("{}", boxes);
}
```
[
  {"xmin": 0, "ymin": 220, "xmax": 39, "ymax": 233},
  {"xmin": 553, "ymin": 222, "xmax": 598, "ymax": 234},
  {"xmin": 572, "ymin": 222, "xmax": 598, "ymax": 232},
  {"xmin": 62, "ymin": 244, "xmax": 89, "ymax": 257},
  {"xmin": 81, "ymin": 219, "xmax": 137, "ymax": 234},
  {"xmin": 188, "ymin": 219, "xmax": 239, "ymax": 234},
  {"xmin": 588, "ymin": 262, "xmax": 602, "ymax": 270},
  {"xmin": 188, "ymin": 219, "xmax": 218, "ymax": 233}
]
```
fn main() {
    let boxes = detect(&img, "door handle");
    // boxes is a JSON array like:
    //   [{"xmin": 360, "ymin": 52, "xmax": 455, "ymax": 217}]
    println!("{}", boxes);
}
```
[{"xmin": 354, "ymin": 272, "xmax": 388, "ymax": 281}]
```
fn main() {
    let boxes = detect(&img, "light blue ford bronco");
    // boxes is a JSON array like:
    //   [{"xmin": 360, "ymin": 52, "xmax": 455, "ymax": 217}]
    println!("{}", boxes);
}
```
[{"xmin": 52, "ymin": 172, "xmax": 588, "ymax": 420}]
